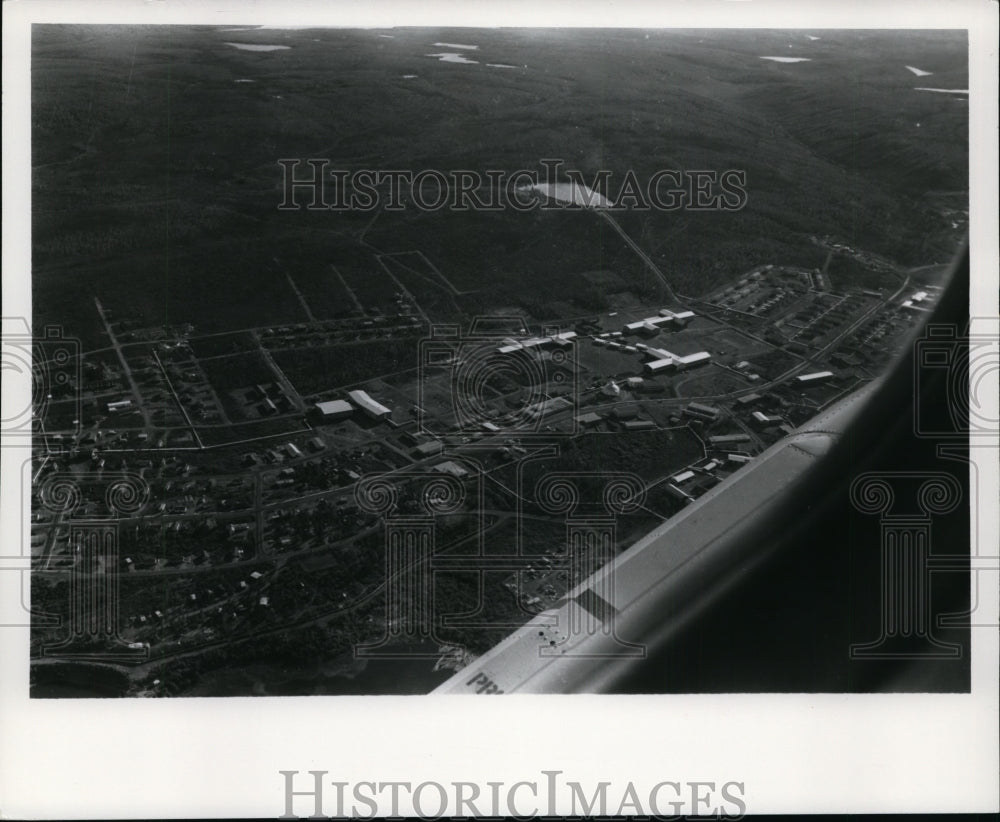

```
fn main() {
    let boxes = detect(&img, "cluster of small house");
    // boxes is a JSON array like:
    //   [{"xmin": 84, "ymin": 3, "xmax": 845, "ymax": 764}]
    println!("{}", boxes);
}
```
[
  {"xmin": 248, "ymin": 382, "xmax": 294, "ymax": 416},
  {"xmin": 243, "ymin": 437, "xmax": 325, "ymax": 470},
  {"xmin": 261, "ymin": 315, "xmax": 423, "ymax": 350},
  {"xmin": 664, "ymin": 455, "xmax": 734, "ymax": 503},
  {"xmin": 712, "ymin": 267, "xmax": 796, "ymax": 314}
]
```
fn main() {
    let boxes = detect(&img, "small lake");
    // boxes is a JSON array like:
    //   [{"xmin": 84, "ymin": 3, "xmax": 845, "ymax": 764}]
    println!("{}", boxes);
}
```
[
  {"xmin": 224, "ymin": 43, "xmax": 291, "ymax": 52},
  {"xmin": 433, "ymin": 42, "xmax": 478, "ymax": 50},
  {"xmin": 426, "ymin": 52, "xmax": 478, "ymax": 65},
  {"xmin": 760, "ymin": 56, "xmax": 811, "ymax": 63},
  {"xmin": 914, "ymin": 87, "xmax": 968, "ymax": 95},
  {"xmin": 532, "ymin": 182, "xmax": 612, "ymax": 208}
]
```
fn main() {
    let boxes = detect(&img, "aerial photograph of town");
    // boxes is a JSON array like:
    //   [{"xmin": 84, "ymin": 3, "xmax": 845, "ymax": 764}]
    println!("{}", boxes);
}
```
[{"xmin": 28, "ymin": 25, "xmax": 968, "ymax": 696}]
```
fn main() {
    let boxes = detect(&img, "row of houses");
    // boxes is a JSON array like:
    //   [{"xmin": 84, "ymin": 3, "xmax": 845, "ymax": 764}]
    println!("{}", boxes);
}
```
[{"xmin": 665, "ymin": 454, "xmax": 733, "ymax": 503}]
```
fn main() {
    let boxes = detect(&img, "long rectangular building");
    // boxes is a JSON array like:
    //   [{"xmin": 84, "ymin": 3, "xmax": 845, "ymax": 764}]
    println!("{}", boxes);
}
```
[
  {"xmin": 644, "ymin": 350, "xmax": 711, "ymax": 375},
  {"xmin": 413, "ymin": 440, "xmax": 444, "ymax": 457},
  {"xmin": 315, "ymin": 399, "xmax": 353, "ymax": 420},
  {"xmin": 348, "ymin": 390, "xmax": 391, "ymax": 420},
  {"xmin": 645, "ymin": 358, "xmax": 675, "ymax": 375},
  {"xmin": 708, "ymin": 433, "xmax": 751, "ymax": 445},
  {"xmin": 497, "ymin": 331, "xmax": 576, "ymax": 354},
  {"xmin": 525, "ymin": 396, "xmax": 573, "ymax": 420},
  {"xmin": 623, "ymin": 315, "xmax": 674, "ymax": 335},
  {"xmin": 676, "ymin": 351, "xmax": 711, "ymax": 368},
  {"xmin": 796, "ymin": 371, "xmax": 834, "ymax": 383},
  {"xmin": 685, "ymin": 402, "xmax": 721, "ymax": 421},
  {"xmin": 752, "ymin": 410, "xmax": 784, "ymax": 425},
  {"xmin": 624, "ymin": 309, "xmax": 697, "ymax": 336}
]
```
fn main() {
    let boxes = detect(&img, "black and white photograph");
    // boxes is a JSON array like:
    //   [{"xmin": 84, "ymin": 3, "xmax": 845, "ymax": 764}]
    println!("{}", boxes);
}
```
[{"xmin": 1, "ymin": 0, "xmax": 997, "ymax": 817}]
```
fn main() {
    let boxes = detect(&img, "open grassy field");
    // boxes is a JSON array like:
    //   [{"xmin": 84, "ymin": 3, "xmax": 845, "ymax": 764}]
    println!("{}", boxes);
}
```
[{"xmin": 273, "ymin": 338, "xmax": 418, "ymax": 395}]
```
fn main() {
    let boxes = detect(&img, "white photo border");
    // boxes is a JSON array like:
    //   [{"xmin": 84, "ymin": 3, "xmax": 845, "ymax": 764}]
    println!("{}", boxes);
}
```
[{"xmin": 2, "ymin": 0, "xmax": 997, "ymax": 817}]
